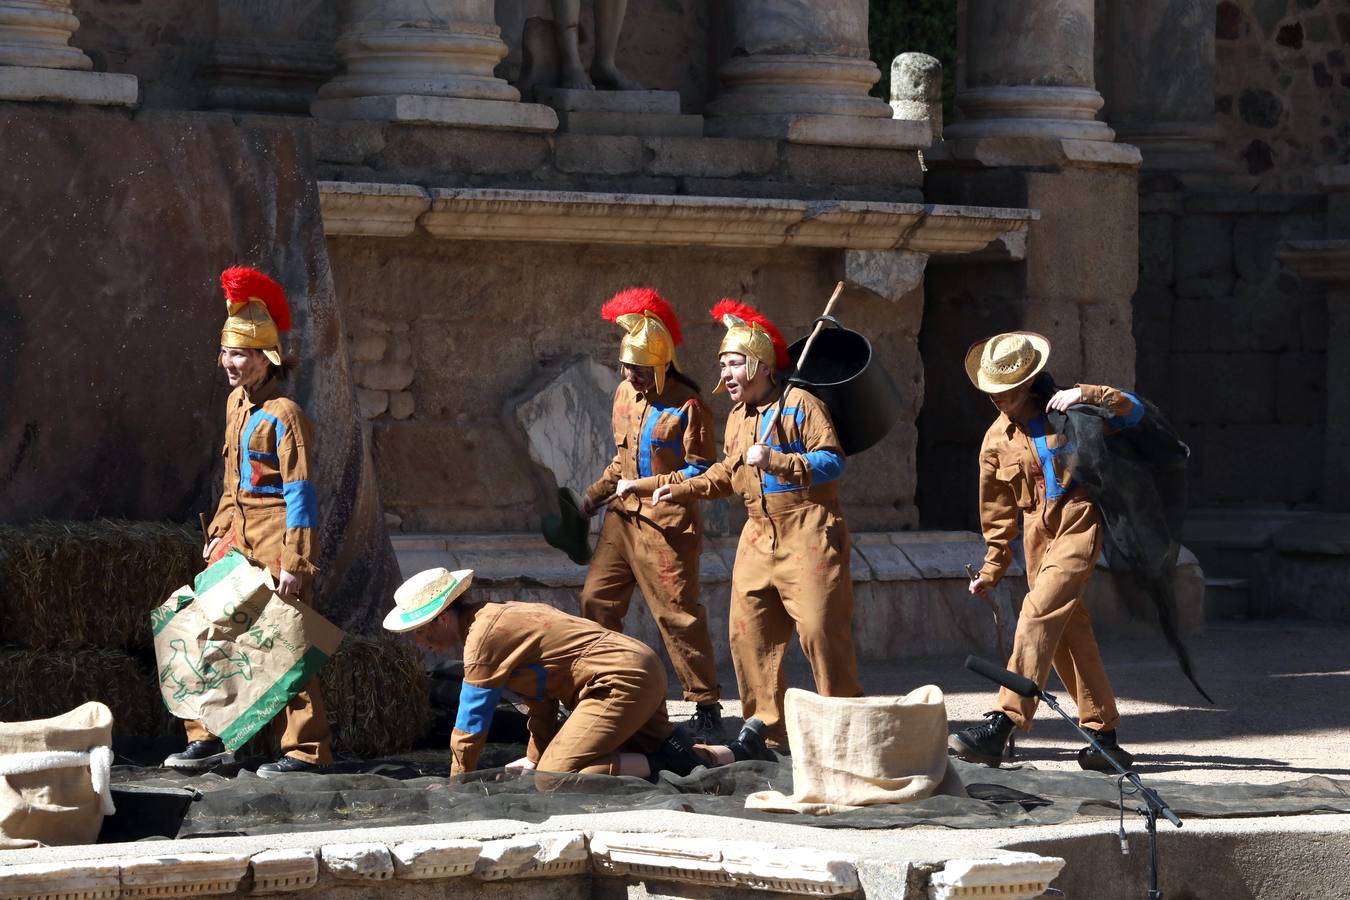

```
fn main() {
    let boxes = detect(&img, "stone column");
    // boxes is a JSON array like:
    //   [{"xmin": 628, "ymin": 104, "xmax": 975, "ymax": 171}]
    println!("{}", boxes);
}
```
[
  {"xmin": 947, "ymin": 0, "xmax": 1112, "ymax": 142},
  {"xmin": 311, "ymin": 0, "xmax": 556, "ymax": 131},
  {"xmin": 201, "ymin": 0, "xmax": 338, "ymax": 113},
  {"xmin": 705, "ymin": 0, "xmax": 926, "ymax": 149},
  {"xmin": 1098, "ymin": 0, "xmax": 1225, "ymax": 175},
  {"xmin": 0, "ymin": 0, "xmax": 136, "ymax": 105}
]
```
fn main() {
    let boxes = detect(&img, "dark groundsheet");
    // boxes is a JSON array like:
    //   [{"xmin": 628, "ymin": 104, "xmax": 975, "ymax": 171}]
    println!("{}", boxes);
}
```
[{"xmin": 105, "ymin": 753, "xmax": 1350, "ymax": 841}]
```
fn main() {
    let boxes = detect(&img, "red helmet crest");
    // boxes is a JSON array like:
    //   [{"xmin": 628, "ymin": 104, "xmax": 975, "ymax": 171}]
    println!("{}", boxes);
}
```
[{"xmin": 220, "ymin": 266, "xmax": 291, "ymax": 333}]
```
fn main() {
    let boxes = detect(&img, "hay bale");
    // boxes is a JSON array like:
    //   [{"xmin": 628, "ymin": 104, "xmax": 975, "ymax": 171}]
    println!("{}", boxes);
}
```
[
  {"xmin": 320, "ymin": 636, "xmax": 431, "ymax": 759},
  {"xmin": 0, "ymin": 649, "xmax": 175, "ymax": 738},
  {"xmin": 0, "ymin": 520, "xmax": 199, "ymax": 651}
]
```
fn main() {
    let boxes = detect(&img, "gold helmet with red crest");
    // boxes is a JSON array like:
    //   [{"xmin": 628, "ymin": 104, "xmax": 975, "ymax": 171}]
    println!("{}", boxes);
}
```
[
  {"xmin": 219, "ymin": 266, "xmax": 291, "ymax": 366},
  {"xmin": 708, "ymin": 299, "xmax": 788, "ymax": 393},
  {"xmin": 600, "ymin": 287, "xmax": 683, "ymax": 394}
]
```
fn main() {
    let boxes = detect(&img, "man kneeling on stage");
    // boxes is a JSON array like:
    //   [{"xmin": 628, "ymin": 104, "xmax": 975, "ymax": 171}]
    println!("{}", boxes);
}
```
[{"xmin": 384, "ymin": 568, "xmax": 775, "ymax": 780}]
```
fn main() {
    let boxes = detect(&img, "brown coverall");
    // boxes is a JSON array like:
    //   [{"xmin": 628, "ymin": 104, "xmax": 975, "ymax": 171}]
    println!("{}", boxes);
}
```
[
  {"xmin": 191, "ymin": 377, "xmax": 332, "ymax": 765},
  {"xmin": 448, "ymin": 602, "xmax": 681, "ymax": 775},
  {"xmin": 638, "ymin": 386, "xmax": 861, "ymax": 746},
  {"xmin": 978, "ymin": 383, "xmax": 1145, "ymax": 733},
  {"xmin": 582, "ymin": 379, "xmax": 721, "ymax": 704}
]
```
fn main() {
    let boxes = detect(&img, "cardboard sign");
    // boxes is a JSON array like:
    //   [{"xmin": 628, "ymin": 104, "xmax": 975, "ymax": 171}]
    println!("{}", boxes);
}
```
[{"xmin": 152, "ymin": 551, "xmax": 344, "ymax": 751}]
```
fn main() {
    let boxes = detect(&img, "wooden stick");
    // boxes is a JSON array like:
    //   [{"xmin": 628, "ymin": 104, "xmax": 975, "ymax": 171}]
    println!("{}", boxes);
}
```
[{"xmin": 758, "ymin": 280, "xmax": 846, "ymax": 443}]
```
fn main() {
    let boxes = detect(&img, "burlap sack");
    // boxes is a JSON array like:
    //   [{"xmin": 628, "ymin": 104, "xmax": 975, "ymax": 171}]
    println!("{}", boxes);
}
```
[
  {"xmin": 0, "ymin": 701, "xmax": 115, "ymax": 848},
  {"xmin": 746, "ymin": 686, "xmax": 965, "ymax": 815}
]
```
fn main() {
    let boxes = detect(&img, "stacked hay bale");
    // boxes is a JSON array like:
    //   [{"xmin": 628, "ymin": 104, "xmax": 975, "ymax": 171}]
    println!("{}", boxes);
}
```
[{"xmin": 0, "ymin": 520, "xmax": 432, "ymax": 760}]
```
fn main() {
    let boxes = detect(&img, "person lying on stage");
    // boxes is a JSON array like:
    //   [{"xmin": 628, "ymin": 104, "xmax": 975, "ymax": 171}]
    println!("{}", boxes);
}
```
[
  {"xmin": 164, "ymin": 266, "xmax": 333, "ymax": 777},
  {"xmin": 950, "ymin": 331, "xmax": 1138, "ymax": 771},
  {"xmin": 384, "ymin": 567, "xmax": 776, "ymax": 780},
  {"xmin": 616, "ymin": 300, "xmax": 863, "ymax": 752},
  {"xmin": 580, "ymin": 287, "xmax": 725, "ymax": 742}
]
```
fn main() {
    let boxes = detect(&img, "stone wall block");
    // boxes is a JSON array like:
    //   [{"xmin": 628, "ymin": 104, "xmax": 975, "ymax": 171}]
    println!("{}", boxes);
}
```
[
  {"xmin": 1138, "ymin": 213, "xmax": 1175, "ymax": 285},
  {"xmin": 351, "ymin": 333, "xmax": 388, "ymax": 362},
  {"xmin": 249, "ymin": 849, "xmax": 319, "ymax": 895},
  {"xmin": 512, "ymin": 358, "xmax": 621, "ymax": 497},
  {"xmin": 356, "ymin": 388, "xmax": 389, "ymax": 420},
  {"xmin": 356, "ymin": 360, "xmax": 415, "ymax": 391},
  {"xmin": 474, "ymin": 832, "xmax": 588, "ymax": 880},
  {"xmin": 1025, "ymin": 170, "xmax": 1139, "ymax": 305},
  {"xmin": 1080, "ymin": 301, "xmax": 1136, "ymax": 389},
  {"xmin": 391, "ymin": 839, "xmax": 482, "ymax": 880},
  {"xmin": 1174, "ymin": 214, "xmax": 1235, "ymax": 297},
  {"xmin": 553, "ymin": 135, "xmax": 643, "ymax": 175},
  {"xmin": 1198, "ymin": 423, "xmax": 1323, "ymax": 503},
  {"xmin": 1275, "ymin": 351, "xmax": 1326, "ymax": 424},
  {"xmin": 375, "ymin": 128, "xmax": 551, "ymax": 177},
  {"xmin": 1170, "ymin": 351, "xmax": 1278, "ymax": 424},
  {"xmin": 388, "ymin": 390, "xmax": 415, "ymax": 420},
  {"xmin": 120, "ymin": 852, "xmax": 251, "ymax": 898},
  {"xmin": 390, "ymin": 334, "xmax": 412, "ymax": 362},
  {"xmin": 1021, "ymin": 300, "xmax": 1082, "ymax": 377},
  {"xmin": 0, "ymin": 861, "xmax": 120, "ymax": 900},
  {"xmin": 321, "ymin": 843, "xmax": 394, "ymax": 881},
  {"xmin": 1233, "ymin": 213, "xmax": 1284, "ymax": 284},
  {"xmin": 783, "ymin": 144, "xmax": 923, "ymax": 188},
  {"xmin": 644, "ymin": 136, "xmax": 778, "ymax": 179},
  {"xmin": 843, "ymin": 250, "xmax": 927, "ymax": 313}
]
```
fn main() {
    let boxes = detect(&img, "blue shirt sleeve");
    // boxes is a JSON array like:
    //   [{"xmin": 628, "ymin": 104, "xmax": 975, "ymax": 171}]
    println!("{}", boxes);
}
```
[
  {"xmin": 802, "ymin": 449, "xmax": 845, "ymax": 485},
  {"xmin": 453, "ymin": 681, "xmax": 502, "ymax": 735}
]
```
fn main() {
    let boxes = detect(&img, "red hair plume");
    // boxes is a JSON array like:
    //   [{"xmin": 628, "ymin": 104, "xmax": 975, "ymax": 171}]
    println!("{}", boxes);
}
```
[
  {"xmin": 709, "ymin": 299, "xmax": 789, "ymax": 370},
  {"xmin": 220, "ymin": 266, "xmax": 292, "ymax": 333},
  {"xmin": 600, "ymin": 287, "xmax": 683, "ymax": 346}
]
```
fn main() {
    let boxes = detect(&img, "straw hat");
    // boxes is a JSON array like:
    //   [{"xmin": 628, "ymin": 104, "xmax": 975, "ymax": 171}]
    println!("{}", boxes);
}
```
[
  {"xmin": 964, "ymin": 331, "xmax": 1051, "ymax": 394},
  {"xmin": 382, "ymin": 568, "xmax": 474, "ymax": 633}
]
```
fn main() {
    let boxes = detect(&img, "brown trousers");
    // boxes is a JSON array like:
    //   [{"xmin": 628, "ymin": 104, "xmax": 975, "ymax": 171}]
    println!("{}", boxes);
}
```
[
  {"xmin": 729, "ymin": 505, "xmax": 862, "ymax": 746},
  {"xmin": 537, "ymin": 636, "xmax": 673, "ymax": 775},
  {"xmin": 998, "ymin": 495, "xmax": 1120, "ymax": 733},
  {"xmin": 184, "ymin": 675, "xmax": 332, "ymax": 765},
  {"xmin": 580, "ymin": 511, "xmax": 720, "ymax": 704}
]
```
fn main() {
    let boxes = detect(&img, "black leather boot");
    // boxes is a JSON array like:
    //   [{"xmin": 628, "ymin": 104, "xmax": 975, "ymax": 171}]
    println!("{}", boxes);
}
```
[
  {"xmin": 1078, "ymin": 727, "xmax": 1134, "ymax": 772},
  {"xmin": 948, "ymin": 711, "xmax": 1016, "ymax": 767}
]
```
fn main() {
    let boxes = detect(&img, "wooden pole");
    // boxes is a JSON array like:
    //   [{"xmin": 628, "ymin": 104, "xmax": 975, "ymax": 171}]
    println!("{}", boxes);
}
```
[{"xmin": 758, "ymin": 280, "xmax": 846, "ymax": 443}]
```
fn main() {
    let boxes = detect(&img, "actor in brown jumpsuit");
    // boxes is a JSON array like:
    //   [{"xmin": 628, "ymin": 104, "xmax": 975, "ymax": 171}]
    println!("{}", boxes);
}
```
[
  {"xmin": 625, "ymin": 301, "xmax": 862, "ymax": 749},
  {"xmin": 583, "ymin": 288, "xmax": 722, "ymax": 737},
  {"xmin": 950, "ymin": 331, "xmax": 1139, "ymax": 771},
  {"xmin": 383, "ymin": 572, "xmax": 772, "ymax": 779},
  {"xmin": 165, "ymin": 267, "xmax": 332, "ymax": 777}
]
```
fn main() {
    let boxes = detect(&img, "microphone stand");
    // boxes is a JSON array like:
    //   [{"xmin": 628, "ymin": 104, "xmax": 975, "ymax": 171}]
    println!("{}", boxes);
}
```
[{"xmin": 1036, "ymin": 687, "xmax": 1181, "ymax": 900}]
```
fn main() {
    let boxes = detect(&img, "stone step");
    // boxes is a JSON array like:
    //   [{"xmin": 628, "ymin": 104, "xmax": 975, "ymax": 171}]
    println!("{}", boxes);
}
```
[{"xmin": 555, "ymin": 109, "xmax": 704, "ymax": 137}]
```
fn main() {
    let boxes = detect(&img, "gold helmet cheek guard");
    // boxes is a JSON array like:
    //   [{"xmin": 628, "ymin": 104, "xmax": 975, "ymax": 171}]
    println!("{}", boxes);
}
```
[
  {"xmin": 713, "ymin": 317, "xmax": 774, "ymax": 394},
  {"xmin": 220, "ymin": 300, "xmax": 283, "ymax": 367},
  {"xmin": 615, "ymin": 312, "xmax": 676, "ymax": 394}
]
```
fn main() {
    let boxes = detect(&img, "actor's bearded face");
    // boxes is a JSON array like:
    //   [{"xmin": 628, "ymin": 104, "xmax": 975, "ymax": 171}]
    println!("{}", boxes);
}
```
[
  {"xmin": 621, "ymin": 363, "xmax": 656, "ymax": 394},
  {"xmin": 220, "ymin": 347, "xmax": 269, "ymax": 389},
  {"xmin": 719, "ymin": 352, "xmax": 772, "ymax": 404},
  {"xmin": 414, "ymin": 608, "xmax": 463, "ymax": 653}
]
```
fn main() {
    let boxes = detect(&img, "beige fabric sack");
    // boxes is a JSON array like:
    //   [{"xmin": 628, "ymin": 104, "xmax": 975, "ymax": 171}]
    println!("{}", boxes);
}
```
[
  {"xmin": 0, "ymin": 701, "xmax": 115, "ymax": 849},
  {"xmin": 746, "ymin": 686, "xmax": 966, "ymax": 815}
]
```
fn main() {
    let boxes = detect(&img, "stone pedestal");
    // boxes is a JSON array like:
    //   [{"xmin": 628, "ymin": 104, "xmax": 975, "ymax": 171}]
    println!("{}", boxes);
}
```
[
  {"xmin": 201, "ymin": 1, "xmax": 337, "ymax": 113},
  {"xmin": 890, "ymin": 52, "xmax": 943, "ymax": 142},
  {"xmin": 535, "ymin": 87, "xmax": 702, "ymax": 137},
  {"xmin": 705, "ymin": 0, "xmax": 925, "ymax": 150},
  {"xmin": 312, "ymin": 0, "xmax": 556, "ymax": 132},
  {"xmin": 1099, "ymin": 0, "xmax": 1228, "ymax": 177},
  {"xmin": 948, "ymin": 0, "xmax": 1110, "ymax": 142},
  {"xmin": 0, "ymin": 0, "xmax": 136, "ymax": 105}
]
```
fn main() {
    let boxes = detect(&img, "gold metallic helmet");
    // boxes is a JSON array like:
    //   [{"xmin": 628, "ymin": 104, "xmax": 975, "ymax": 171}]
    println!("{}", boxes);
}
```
[
  {"xmin": 708, "ymin": 299, "xmax": 789, "ymax": 393},
  {"xmin": 600, "ymin": 287, "xmax": 683, "ymax": 394},
  {"xmin": 219, "ymin": 266, "xmax": 291, "ymax": 366}
]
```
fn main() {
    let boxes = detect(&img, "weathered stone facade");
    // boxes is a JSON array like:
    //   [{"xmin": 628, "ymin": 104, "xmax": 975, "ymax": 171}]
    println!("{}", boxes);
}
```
[{"xmin": 1213, "ymin": 0, "xmax": 1349, "ymax": 189}]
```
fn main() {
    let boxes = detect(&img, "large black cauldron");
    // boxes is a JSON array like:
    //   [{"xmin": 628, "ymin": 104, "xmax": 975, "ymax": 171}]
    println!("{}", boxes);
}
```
[{"xmin": 787, "ymin": 316, "xmax": 902, "ymax": 456}]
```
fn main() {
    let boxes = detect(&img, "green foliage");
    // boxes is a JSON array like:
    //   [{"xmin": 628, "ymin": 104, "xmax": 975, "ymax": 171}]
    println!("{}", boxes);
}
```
[{"xmin": 869, "ymin": 0, "xmax": 958, "ymax": 117}]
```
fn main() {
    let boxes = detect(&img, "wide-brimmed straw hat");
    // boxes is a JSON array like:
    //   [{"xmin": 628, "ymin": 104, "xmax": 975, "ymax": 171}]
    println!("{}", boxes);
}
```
[
  {"xmin": 964, "ymin": 331, "xmax": 1051, "ymax": 394},
  {"xmin": 382, "ymin": 567, "xmax": 474, "ymax": 633}
]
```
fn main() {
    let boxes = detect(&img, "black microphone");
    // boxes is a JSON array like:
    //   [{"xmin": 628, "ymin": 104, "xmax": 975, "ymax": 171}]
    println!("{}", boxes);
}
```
[{"xmin": 965, "ymin": 655, "xmax": 1040, "ymax": 698}]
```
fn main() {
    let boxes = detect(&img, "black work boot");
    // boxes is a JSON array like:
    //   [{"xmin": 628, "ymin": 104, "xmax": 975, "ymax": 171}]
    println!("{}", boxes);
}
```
[
  {"xmin": 1077, "ymin": 727, "xmax": 1134, "ymax": 772},
  {"xmin": 688, "ymin": 702, "xmax": 726, "ymax": 743},
  {"xmin": 163, "ymin": 739, "xmax": 234, "ymax": 771},
  {"xmin": 948, "ymin": 712, "xmax": 1016, "ymax": 767},
  {"xmin": 644, "ymin": 726, "xmax": 704, "ymax": 779},
  {"xmin": 727, "ymin": 717, "xmax": 776, "ymax": 763},
  {"xmin": 257, "ymin": 755, "xmax": 328, "ymax": 778}
]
